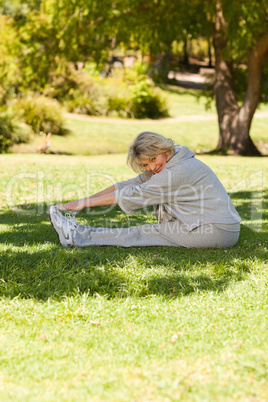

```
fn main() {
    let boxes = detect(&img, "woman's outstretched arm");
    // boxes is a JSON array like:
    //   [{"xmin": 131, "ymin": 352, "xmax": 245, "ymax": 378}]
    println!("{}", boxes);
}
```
[{"xmin": 55, "ymin": 185, "xmax": 117, "ymax": 211}]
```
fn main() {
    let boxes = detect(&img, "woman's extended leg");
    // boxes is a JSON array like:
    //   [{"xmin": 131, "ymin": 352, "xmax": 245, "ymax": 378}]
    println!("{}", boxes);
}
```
[{"xmin": 73, "ymin": 221, "xmax": 240, "ymax": 248}]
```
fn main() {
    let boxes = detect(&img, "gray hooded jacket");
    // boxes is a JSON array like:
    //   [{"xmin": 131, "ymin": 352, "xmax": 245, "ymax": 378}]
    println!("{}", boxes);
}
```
[{"xmin": 114, "ymin": 145, "xmax": 241, "ymax": 231}]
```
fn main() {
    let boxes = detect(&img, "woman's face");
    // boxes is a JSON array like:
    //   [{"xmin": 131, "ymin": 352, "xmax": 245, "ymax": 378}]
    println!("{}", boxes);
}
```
[{"xmin": 139, "ymin": 152, "xmax": 169, "ymax": 174}]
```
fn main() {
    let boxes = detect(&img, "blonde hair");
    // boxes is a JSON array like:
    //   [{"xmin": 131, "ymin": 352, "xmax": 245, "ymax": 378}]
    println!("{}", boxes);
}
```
[{"xmin": 127, "ymin": 132, "xmax": 175, "ymax": 173}]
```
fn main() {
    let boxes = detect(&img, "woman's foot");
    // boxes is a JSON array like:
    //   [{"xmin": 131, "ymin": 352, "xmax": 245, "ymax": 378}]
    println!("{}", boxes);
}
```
[{"xmin": 49, "ymin": 205, "xmax": 78, "ymax": 247}]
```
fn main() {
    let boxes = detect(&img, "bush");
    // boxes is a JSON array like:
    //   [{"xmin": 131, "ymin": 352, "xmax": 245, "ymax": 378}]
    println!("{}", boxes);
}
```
[
  {"xmin": 15, "ymin": 95, "xmax": 67, "ymax": 135},
  {"xmin": 106, "ymin": 92, "xmax": 131, "ymax": 118},
  {"xmin": 0, "ymin": 113, "xmax": 31, "ymax": 153},
  {"xmin": 64, "ymin": 85, "xmax": 108, "ymax": 117},
  {"xmin": 63, "ymin": 65, "xmax": 169, "ymax": 119},
  {"xmin": 44, "ymin": 63, "xmax": 98, "ymax": 101},
  {"xmin": 98, "ymin": 76, "xmax": 132, "ymax": 118},
  {"xmin": 130, "ymin": 80, "xmax": 169, "ymax": 119},
  {"xmin": 66, "ymin": 91, "xmax": 103, "ymax": 116}
]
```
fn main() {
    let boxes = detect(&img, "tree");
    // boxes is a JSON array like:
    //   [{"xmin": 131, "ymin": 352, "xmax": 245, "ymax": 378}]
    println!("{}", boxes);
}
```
[
  {"xmin": 1, "ymin": 0, "xmax": 118, "ymax": 91},
  {"xmin": 114, "ymin": 0, "xmax": 209, "ymax": 80},
  {"xmin": 118, "ymin": 0, "xmax": 268, "ymax": 155},
  {"xmin": 119, "ymin": 0, "xmax": 268, "ymax": 155},
  {"xmin": 212, "ymin": 0, "xmax": 268, "ymax": 155}
]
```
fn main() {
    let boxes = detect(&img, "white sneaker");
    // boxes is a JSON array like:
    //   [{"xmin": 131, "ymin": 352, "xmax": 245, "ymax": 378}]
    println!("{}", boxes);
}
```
[{"xmin": 49, "ymin": 205, "xmax": 78, "ymax": 247}]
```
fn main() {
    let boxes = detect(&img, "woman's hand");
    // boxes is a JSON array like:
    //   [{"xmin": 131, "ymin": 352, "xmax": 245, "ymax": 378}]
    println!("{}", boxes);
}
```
[
  {"xmin": 55, "ymin": 201, "xmax": 85, "ymax": 211},
  {"xmin": 54, "ymin": 204, "xmax": 70, "ymax": 211}
]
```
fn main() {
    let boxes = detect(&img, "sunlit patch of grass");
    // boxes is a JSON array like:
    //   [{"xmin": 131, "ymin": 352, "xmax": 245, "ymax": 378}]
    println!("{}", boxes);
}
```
[
  {"xmin": 0, "ymin": 154, "xmax": 267, "ymax": 400},
  {"xmin": 11, "ymin": 115, "xmax": 268, "ymax": 156},
  {"xmin": 10, "ymin": 86, "xmax": 268, "ymax": 156}
]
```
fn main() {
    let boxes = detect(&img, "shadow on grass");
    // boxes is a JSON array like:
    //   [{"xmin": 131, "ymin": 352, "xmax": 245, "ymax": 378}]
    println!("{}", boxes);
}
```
[
  {"xmin": 159, "ymin": 84, "xmax": 204, "ymax": 98},
  {"xmin": 202, "ymin": 148, "xmax": 268, "ymax": 157},
  {"xmin": 0, "ymin": 192, "xmax": 267, "ymax": 301}
]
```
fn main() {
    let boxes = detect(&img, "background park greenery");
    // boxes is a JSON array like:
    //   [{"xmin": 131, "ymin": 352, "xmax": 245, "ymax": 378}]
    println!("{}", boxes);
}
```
[
  {"xmin": 0, "ymin": 0, "xmax": 268, "ymax": 400},
  {"xmin": 0, "ymin": 0, "xmax": 268, "ymax": 154}
]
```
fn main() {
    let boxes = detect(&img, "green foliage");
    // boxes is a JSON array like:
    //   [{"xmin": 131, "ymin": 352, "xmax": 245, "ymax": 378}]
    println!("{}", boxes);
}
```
[
  {"xmin": 42, "ymin": 63, "xmax": 82, "ymax": 100},
  {"xmin": 65, "ymin": 90, "xmax": 106, "ymax": 116},
  {"xmin": 0, "ymin": 0, "xmax": 41, "ymax": 18},
  {"xmin": 38, "ymin": 0, "xmax": 115, "ymax": 63},
  {"xmin": 14, "ymin": 95, "xmax": 67, "ymax": 135},
  {"xmin": 0, "ymin": 113, "xmax": 31, "ymax": 152},
  {"xmin": 17, "ymin": 11, "xmax": 59, "ymax": 90},
  {"xmin": 222, "ymin": 0, "xmax": 268, "ymax": 59},
  {"xmin": 100, "ymin": 68, "xmax": 168, "ymax": 118},
  {"xmin": 83, "ymin": 61, "xmax": 103, "ymax": 77},
  {"xmin": 130, "ymin": 80, "xmax": 168, "ymax": 119},
  {"xmin": 60, "ymin": 65, "xmax": 168, "ymax": 119},
  {"xmin": 0, "ymin": 15, "xmax": 21, "ymax": 104}
]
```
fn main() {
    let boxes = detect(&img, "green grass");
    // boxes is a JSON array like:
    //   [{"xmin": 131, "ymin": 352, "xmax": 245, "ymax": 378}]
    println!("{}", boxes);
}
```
[
  {"xmin": 162, "ymin": 85, "xmax": 217, "ymax": 116},
  {"xmin": 11, "ymin": 116, "xmax": 268, "ymax": 156},
  {"xmin": 0, "ymin": 153, "xmax": 267, "ymax": 400},
  {"xmin": 10, "ymin": 86, "xmax": 268, "ymax": 156},
  {"xmin": 11, "ymin": 118, "xmax": 219, "ymax": 155}
]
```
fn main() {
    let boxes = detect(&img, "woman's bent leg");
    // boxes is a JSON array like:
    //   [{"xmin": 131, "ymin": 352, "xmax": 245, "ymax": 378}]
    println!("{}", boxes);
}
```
[{"xmin": 72, "ymin": 221, "xmax": 240, "ymax": 248}]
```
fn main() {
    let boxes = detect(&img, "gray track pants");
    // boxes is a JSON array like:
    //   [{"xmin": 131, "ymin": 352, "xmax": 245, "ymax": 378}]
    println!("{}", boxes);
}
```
[{"xmin": 72, "ymin": 221, "xmax": 240, "ymax": 248}]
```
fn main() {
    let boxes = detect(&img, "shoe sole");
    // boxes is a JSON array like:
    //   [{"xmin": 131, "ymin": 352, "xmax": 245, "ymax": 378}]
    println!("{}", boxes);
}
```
[{"xmin": 49, "ymin": 206, "xmax": 69, "ymax": 247}]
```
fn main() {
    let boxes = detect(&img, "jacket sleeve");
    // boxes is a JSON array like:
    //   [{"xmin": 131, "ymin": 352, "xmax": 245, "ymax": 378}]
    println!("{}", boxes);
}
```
[
  {"xmin": 114, "ymin": 172, "xmax": 152, "ymax": 190},
  {"xmin": 114, "ymin": 168, "xmax": 182, "ymax": 214}
]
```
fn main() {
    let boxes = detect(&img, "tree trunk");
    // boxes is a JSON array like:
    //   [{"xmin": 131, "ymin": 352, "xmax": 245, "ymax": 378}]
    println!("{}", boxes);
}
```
[
  {"xmin": 183, "ymin": 37, "xmax": 189, "ymax": 66},
  {"xmin": 208, "ymin": 38, "xmax": 212, "ymax": 68},
  {"xmin": 213, "ymin": 3, "xmax": 268, "ymax": 155},
  {"xmin": 160, "ymin": 49, "xmax": 172, "ymax": 83}
]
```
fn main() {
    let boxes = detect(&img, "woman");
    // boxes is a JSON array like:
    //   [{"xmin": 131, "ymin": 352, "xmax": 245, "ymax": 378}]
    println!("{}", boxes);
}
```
[{"xmin": 49, "ymin": 132, "xmax": 241, "ymax": 248}]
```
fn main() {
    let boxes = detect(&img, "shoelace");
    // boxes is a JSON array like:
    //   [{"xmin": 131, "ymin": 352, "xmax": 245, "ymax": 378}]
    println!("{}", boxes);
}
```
[{"xmin": 65, "ymin": 212, "xmax": 78, "ymax": 228}]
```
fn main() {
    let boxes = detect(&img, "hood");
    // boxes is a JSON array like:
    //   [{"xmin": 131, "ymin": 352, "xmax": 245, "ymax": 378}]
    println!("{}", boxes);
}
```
[
  {"xmin": 166, "ymin": 145, "xmax": 195, "ymax": 168},
  {"xmin": 140, "ymin": 145, "xmax": 194, "ymax": 179}
]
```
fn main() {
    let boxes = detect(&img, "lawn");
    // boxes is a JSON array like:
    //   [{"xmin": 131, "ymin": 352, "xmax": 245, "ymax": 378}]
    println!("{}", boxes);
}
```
[
  {"xmin": 10, "ymin": 85, "xmax": 268, "ymax": 156},
  {"xmin": 0, "ymin": 153, "xmax": 267, "ymax": 401}
]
